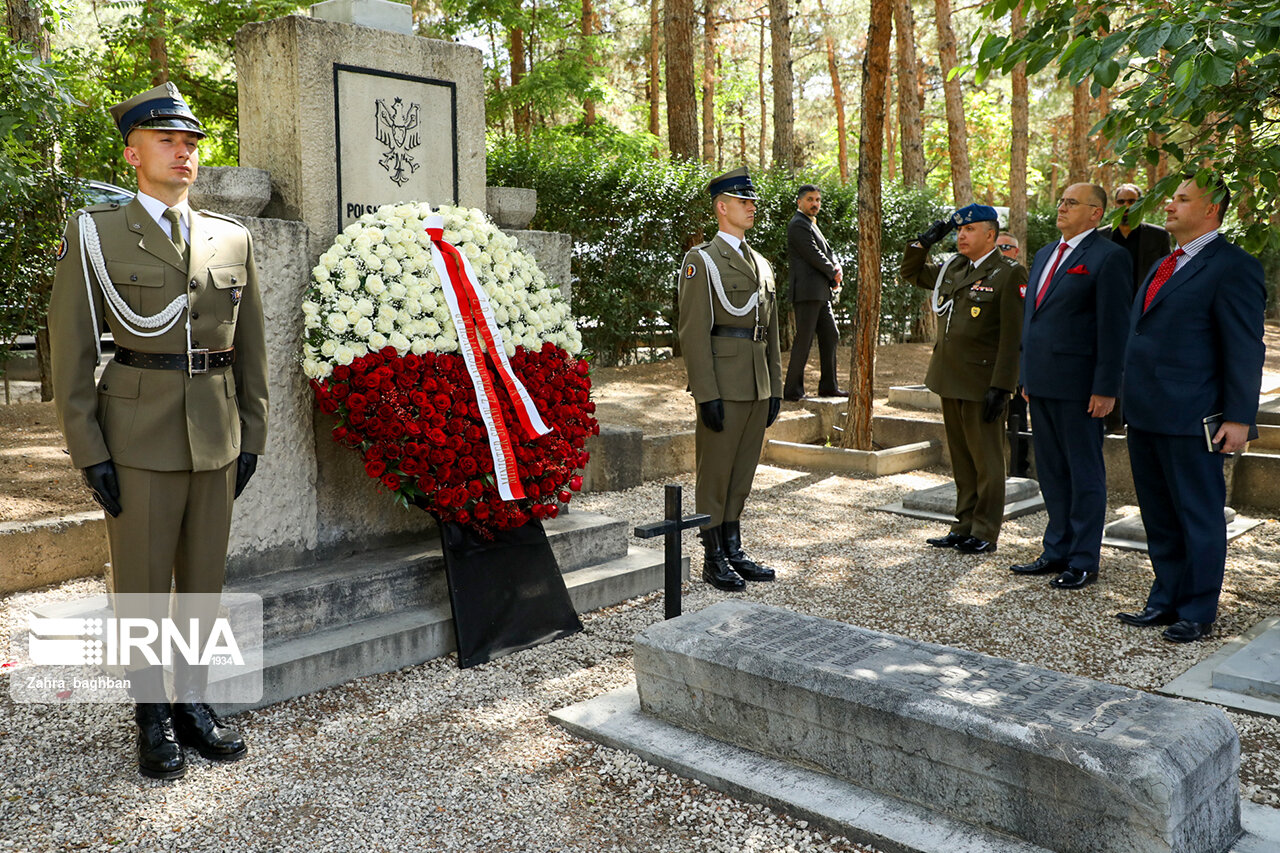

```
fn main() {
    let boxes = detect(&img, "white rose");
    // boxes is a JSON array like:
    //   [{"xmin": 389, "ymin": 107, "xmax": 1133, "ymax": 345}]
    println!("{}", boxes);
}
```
[
  {"xmin": 302, "ymin": 358, "xmax": 323, "ymax": 379},
  {"xmin": 461, "ymin": 243, "xmax": 480, "ymax": 259},
  {"xmin": 494, "ymin": 306, "xmax": 509, "ymax": 325},
  {"xmin": 389, "ymin": 332, "xmax": 410, "ymax": 353},
  {"xmin": 399, "ymin": 228, "xmax": 417, "ymax": 245},
  {"xmin": 356, "ymin": 298, "xmax": 375, "ymax": 316},
  {"xmin": 327, "ymin": 313, "xmax": 349, "ymax": 334},
  {"xmin": 364, "ymin": 255, "xmax": 383, "ymax": 272},
  {"xmin": 494, "ymin": 263, "xmax": 512, "ymax": 281},
  {"xmin": 334, "ymin": 345, "xmax": 355, "ymax": 365},
  {"xmin": 336, "ymin": 294, "xmax": 355, "ymax": 312},
  {"xmin": 434, "ymin": 335, "xmax": 457, "ymax": 353},
  {"xmin": 346, "ymin": 308, "xmax": 362, "ymax": 324},
  {"xmin": 351, "ymin": 341, "xmax": 368, "ymax": 357},
  {"xmin": 375, "ymin": 243, "xmax": 392, "ymax": 259},
  {"xmin": 423, "ymin": 317, "xmax": 441, "ymax": 336},
  {"xmin": 313, "ymin": 265, "xmax": 330, "ymax": 282},
  {"xmin": 383, "ymin": 259, "xmax": 402, "ymax": 277},
  {"xmin": 319, "ymin": 281, "xmax": 338, "ymax": 297},
  {"xmin": 368, "ymin": 332, "xmax": 388, "ymax": 351},
  {"xmin": 320, "ymin": 340, "xmax": 337, "ymax": 357},
  {"xmin": 410, "ymin": 337, "xmax": 430, "ymax": 355},
  {"xmin": 443, "ymin": 229, "xmax": 462, "ymax": 243},
  {"xmin": 354, "ymin": 317, "xmax": 374, "ymax": 338},
  {"xmin": 340, "ymin": 257, "xmax": 359, "ymax": 277},
  {"xmin": 404, "ymin": 299, "xmax": 422, "ymax": 317},
  {"xmin": 302, "ymin": 300, "xmax": 320, "ymax": 316},
  {"xmin": 364, "ymin": 227, "xmax": 384, "ymax": 244},
  {"xmin": 503, "ymin": 340, "xmax": 516, "ymax": 358},
  {"xmin": 388, "ymin": 282, "xmax": 407, "ymax": 299},
  {"xmin": 365, "ymin": 274, "xmax": 385, "ymax": 292},
  {"xmin": 304, "ymin": 314, "xmax": 321, "ymax": 330},
  {"xmin": 375, "ymin": 316, "xmax": 394, "ymax": 334},
  {"xmin": 391, "ymin": 244, "xmax": 408, "ymax": 260},
  {"xmin": 353, "ymin": 234, "xmax": 372, "ymax": 252}
]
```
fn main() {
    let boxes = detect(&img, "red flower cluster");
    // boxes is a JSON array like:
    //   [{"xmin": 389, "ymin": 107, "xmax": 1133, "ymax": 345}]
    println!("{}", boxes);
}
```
[{"xmin": 311, "ymin": 343, "xmax": 598, "ymax": 536}]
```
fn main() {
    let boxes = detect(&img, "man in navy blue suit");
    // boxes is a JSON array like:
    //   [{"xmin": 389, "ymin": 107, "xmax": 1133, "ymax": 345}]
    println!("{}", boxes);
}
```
[
  {"xmin": 1011, "ymin": 184, "xmax": 1131, "ymax": 589},
  {"xmin": 1117, "ymin": 175, "xmax": 1266, "ymax": 642}
]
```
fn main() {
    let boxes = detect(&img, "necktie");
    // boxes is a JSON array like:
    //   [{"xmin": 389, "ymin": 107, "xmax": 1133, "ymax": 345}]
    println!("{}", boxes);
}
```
[
  {"xmin": 163, "ymin": 207, "xmax": 188, "ymax": 264},
  {"xmin": 1142, "ymin": 248, "xmax": 1185, "ymax": 312},
  {"xmin": 1036, "ymin": 242, "xmax": 1070, "ymax": 308}
]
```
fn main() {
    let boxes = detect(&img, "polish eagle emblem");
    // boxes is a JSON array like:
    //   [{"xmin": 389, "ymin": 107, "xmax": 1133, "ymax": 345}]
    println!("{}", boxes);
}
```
[{"xmin": 375, "ymin": 97, "xmax": 422, "ymax": 187}]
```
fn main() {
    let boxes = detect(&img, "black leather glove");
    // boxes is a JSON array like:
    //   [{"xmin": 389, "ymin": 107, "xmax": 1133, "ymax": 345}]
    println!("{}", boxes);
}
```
[
  {"xmin": 981, "ymin": 387, "xmax": 1009, "ymax": 423},
  {"xmin": 83, "ymin": 460, "xmax": 121, "ymax": 518},
  {"xmin": 234, "ymin": 453, "xmax": 258, "ymax": 498},
  {"xmin": 698, "ymin": 399, "xmax": 725, "ymax": 432},
  {"xmin": 916, "ymin": 218, "xmax": 956, "ymax": 248},
  {"xmin": 766, "ymin": 396, "xmax": 781, "ymax": 427}
]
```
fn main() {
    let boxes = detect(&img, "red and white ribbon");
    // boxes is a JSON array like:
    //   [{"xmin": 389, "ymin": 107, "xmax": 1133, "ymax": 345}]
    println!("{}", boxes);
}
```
[{"xmin": 424, "ymin": 215, "xmax": 552, "ymax": 501}]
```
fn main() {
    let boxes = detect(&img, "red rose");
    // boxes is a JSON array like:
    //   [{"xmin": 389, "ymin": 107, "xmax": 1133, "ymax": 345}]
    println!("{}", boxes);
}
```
[
  {"xmin": 574, "ymin": 359, "xmax": 589, "ymax": 376},
  {"xmin": 381, "ymin": 473, "xmax": 401, "ymax": 491},
  {"xmin": 365, "ymin": 459, "xmax": 386, "ymax": 478},
  {"xmin": 333, "ymin": 365, "xmax": 351, "ymax": 381},
  {"xmin": 473, "ymin": 503, "xmax": 490, "ymax": 519},
  {"xmin": 558, "ymin": 490, "xmax": 571, "ymax": 503},
  {"xmin": 569, "ymin": 475, "xmax": 583, "ymax": 491},
  {"xmin": 319, "ymin": 397, "xmax": 338, "ymax": 414}
]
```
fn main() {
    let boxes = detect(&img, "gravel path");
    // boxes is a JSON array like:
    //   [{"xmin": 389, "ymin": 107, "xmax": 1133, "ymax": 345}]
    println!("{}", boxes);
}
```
[{"xmin": 4, "ymin": 461, "xmax": 1280, "ymax": 852}]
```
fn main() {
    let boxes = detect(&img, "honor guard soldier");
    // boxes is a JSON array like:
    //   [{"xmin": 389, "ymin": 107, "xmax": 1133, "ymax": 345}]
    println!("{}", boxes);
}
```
[
  {"xmin": 678, "ymin": 167, "xmax": 783, "ymax": 591},
  {"xmin": 900, "ymin": 204, "xmax": 1026, "ymax": 554},
  {"xmin": 49, "ymin": 84, "xmax": 269, "ymax": 779}
]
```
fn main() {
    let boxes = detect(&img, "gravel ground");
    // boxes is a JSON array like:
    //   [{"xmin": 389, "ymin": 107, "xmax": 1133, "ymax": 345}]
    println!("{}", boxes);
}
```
[{"xmin": 3, "ymin": 461, "xmax": 1280, "ymax": 852}]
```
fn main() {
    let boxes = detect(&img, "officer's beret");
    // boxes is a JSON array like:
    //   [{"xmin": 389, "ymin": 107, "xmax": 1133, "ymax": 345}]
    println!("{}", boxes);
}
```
[
  {"xmin": 110, "ymin": 83, "xmax": 206, "ymax": 142},
  {"xmin": 707, "ymin": 166, "xmax": 759, "ymax": 200},
  {"xmin": 950, "ymin": 204, "xmax": 999, "ymax": 226}
]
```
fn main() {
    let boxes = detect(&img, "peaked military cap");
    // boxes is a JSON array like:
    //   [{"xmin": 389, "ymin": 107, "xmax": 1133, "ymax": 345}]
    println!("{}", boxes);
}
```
[
  {"xmin": 950, "ymin": 204, "xmax": 999, "ymax": 226},
  {"xmin": 707, "ymin": 166, "xmax": 759, "ymax": 200},
  {"xmin": 110, "ymin": 83, "xmax": 206, "ymax": 142}
]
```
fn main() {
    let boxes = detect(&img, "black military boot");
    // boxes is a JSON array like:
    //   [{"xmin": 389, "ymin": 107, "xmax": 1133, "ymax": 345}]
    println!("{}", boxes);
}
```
[
  {"xmin": 172, "ymin": 696, "xmax": 248, "ymax": 762},
  {"xmin": 700, "ymin": 526, "xmax": 746, "ymax": 591},
  {"xmin": 134, "ymin": 703, "xmax": 186, "ymax": 780},
  {"xmin": 721, "ymin": 520, "xmax": 776, "ymax": 582}
]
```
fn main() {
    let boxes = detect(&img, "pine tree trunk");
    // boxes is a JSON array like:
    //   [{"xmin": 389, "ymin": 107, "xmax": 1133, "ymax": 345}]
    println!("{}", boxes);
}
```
[
  {"xmin": 768, "ymin": 0, "xmax": 795, "ymax": 172},
  {"xmin": 701, "ymin": 0, "xmax": 717, "ymax": 164},
  {"xmin": 1069, "ymin": 81, "xmax": 1090, "ymax": 183},
  {"xmin": 816, "ymin": 0, "xmax": 849, "ymax": 184},
  {"xmin": 842, "ymin": 0, "xmax": 893, "ymax": 450},
  {"xmin": 648, "ymin": 0, "xmax": 661, "ymax": 150},
  {"xmin": 933, "ymin": 0, "xmax": 972, "ymax": 205},
  {"xmin": 1009, "ymin": 2, "xmax": 1029, "ymax": 266},
  {"xmin": 511, "ymin": 27, "xmax": 530, "ymax": 137},
  {"xmin": 144, "ymin": 0, "xmax": 169, "ymax": 85},
  {"xmin": 665, "ymin": 0, "xmax": 700, "ymax": 160},
  {"xmin": 758, "ymin": 17, "xmax": 767, "ymax": 169},
  {"xmin": 893, "ymin": 0, "xmax": 926, "ymax": 188},
  {"xmin": 582, "ymin": 0, "xmax": 596, "ymax": 125}
]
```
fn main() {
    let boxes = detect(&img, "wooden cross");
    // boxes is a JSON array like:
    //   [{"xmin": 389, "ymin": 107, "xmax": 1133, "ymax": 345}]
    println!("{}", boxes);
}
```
[{"xmin": 634, "ymin": 484, "xmax": 709, "ymax": 619}]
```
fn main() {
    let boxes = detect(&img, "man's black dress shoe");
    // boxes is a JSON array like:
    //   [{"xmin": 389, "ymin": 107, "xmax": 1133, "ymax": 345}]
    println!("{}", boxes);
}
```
[
  {"xmin": 926, "ymin": 532, "xmax": 966, "ymax": 548},
  {"xmin": 782, "ymin": 393, "xmax": 806, "ymax": 402},
  {"xmin": 954, "ymin": 536, "xmax": 997, "ymax": 554},
  {"xmin": 818, "ymin": 388, "xmax": 849, "ymax": 398},
  {"xmin": 173, "ymin": 701, "xmax": 248, "ymax": 761},
  {"xmin": 1162, "ymin": 620, "xmax": 1213, "ymax": 643},
  {"xmin": 1050, "ymin": 567, "xmax": 1097, "ymax": 589},
  {"xmin": 134, "ymin": 703, "xmax": 186, "ymax": 780},
  {"xmin": 1009, "ymin": 556, "xmax": 1066, "ymax": 575},
  {"xmin": 1116, "ymin": 607, "xmax": 1178, "ymax": 627}
]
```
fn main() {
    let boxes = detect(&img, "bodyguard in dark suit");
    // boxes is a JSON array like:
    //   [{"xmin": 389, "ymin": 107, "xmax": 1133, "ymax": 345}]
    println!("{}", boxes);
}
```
[
  {"xmin": 1117, "ymin": 176, "xmax": 1266, "ymax": 643},
  {"xmin": 901, "ymin": 205, "xmax": 1027, "ymax": 554},
  {"xmin": 1011, "ymin": 184, "xmax": 1131, "ymax": 590},
  {"xmin": 678, "ymin": 167, "xmax": 782, "ymax": 591},
  {"xmin": 783, "ymin": 184, "xmax": 844, "ymax": 400},
  {"xmin": 1098, "ymin": 183, "xmax": 1173, "ymax": 297}
]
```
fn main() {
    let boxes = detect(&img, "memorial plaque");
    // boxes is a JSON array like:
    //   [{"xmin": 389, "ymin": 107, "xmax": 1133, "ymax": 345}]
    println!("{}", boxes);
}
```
[
  {"xmin": 334, "ymin": 65, "xmax": 457, "ymax": 228},
  {"xmin": 636, "ymin": 601, "xmax": 1242, "ymax": 853}
]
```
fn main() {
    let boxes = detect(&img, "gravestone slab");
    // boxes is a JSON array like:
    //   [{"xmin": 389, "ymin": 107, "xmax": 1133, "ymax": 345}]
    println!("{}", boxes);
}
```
[
  {"xmin": 311, "ymin": 0, "xmax": 413, "ymax": 34},
  {"xmin": 634, "ymin": 601, "xmax": 1242, "ymax": 853},
  {"xmin": 875, "ymin": 477, "xmax": 1044, "ymax": 522},
  {"xmin": 1101, "ymin": 508, "xmax": 1262, "ymax": 552},
  {"xmin": 1162, "ymin": 617, "xmax": 1280, "ymax": 721}
]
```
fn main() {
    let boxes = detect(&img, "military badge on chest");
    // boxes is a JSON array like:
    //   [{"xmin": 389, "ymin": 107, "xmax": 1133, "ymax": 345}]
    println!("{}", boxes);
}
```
[{"xmin": 231, "ymin": 287, "xmax": 243, "ymax": 306}]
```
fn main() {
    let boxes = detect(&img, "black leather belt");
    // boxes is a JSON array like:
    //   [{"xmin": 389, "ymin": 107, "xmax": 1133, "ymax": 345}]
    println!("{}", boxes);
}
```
[
  {"xmin": 711, "ymin": 325, "xmax": 764, "ymax": 342},
  {"xmin": 114, "ymin": 346, "xmax": 234, "ymax": 374}
]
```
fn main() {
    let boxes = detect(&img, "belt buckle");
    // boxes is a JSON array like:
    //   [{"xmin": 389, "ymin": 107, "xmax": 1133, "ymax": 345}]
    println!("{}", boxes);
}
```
[
  {"xmin": 188, "ymin": 348, "xmax": 209, "ymax": 376},
  {"xmin": 753, "ymin": 325, "xmax": 766, "ymax": 342}
]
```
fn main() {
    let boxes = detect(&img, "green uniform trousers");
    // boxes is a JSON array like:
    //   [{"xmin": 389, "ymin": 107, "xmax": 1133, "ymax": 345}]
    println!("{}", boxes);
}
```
[
  {"xmin": 941, "ymin": 397, "xmax": 1007, "ymax": 543},
  {"xmin": 695, "ymin": 398, "xmax": 769, "ymax": 530}
]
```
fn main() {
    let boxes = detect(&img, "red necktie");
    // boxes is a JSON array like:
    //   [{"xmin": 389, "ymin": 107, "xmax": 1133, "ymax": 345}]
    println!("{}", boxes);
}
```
[
  {"xmin": 1036, "ymin": 242, "xmax": 1069, "ymax": 308},
  {"xmin": 1142, "ymin": 248, "xmax": 1185, "ymax": 312}
]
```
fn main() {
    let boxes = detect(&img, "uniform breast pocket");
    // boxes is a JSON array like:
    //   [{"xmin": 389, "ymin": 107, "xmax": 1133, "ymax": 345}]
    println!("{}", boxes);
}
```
[
  {"xmin": 208, "ymin": 264, "xmax": 248, "ymax": 324},
  {"xmin": 968, "ymin": 289, "xmax": 995, "ymax": 305},
  {"xmin": 105, "ymin": 260, "xmax": 167, "ymax": 316}
]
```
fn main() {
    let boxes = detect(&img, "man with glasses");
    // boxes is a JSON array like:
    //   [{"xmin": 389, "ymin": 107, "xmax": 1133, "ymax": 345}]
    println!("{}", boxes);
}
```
[
  {"xmin": 1099, "ymin": 183, "xmax": 1172, "ymax": 297},
  {"xmin": 1011, "ymin": 184, "xmax": 1130, "ymax": 590}
]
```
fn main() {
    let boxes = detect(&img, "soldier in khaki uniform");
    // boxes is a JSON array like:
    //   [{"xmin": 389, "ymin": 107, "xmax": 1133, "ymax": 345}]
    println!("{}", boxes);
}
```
[
  {"xmin": 900, "ymin": 204, "xmax": 1026, "ymax": 554},
  {"xmin": 678, "ymin": 167, "xmax": 782, "ymax": 591},
  {"xmin": 49, "ymin": 84, "xmax": 268, "ymax": 779}
]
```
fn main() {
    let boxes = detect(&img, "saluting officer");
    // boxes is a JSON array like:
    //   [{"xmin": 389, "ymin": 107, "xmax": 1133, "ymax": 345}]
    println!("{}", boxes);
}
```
[
  {"xmin": 678, "ymin": 167, "xmax": 782, "ymax": 591},
  {"xmin": 900, "ymin": 204, "xmax": 1026, "ymax": 554},
  {"xmin": 49, "ymin": 84, "xmax": 268, "ymax": 779}
]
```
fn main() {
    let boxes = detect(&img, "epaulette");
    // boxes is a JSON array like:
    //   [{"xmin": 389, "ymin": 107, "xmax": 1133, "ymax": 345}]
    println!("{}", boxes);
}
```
[
  {"xmin": 999, "ymin": 256, "xmax": 1021, "ymax": 268},
  {"xmin": 81, "ymin": 202, "xmax": 123, "ymax": 215},
  {"xmin": 197, "ymin": 209, "xmax": 249, "ymax": 228}
]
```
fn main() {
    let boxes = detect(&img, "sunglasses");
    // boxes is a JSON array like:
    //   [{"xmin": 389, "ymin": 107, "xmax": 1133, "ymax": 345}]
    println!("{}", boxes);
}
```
[{"xmin": 997, "ymin": 243, "xmax": 1017, "ymax": 251}]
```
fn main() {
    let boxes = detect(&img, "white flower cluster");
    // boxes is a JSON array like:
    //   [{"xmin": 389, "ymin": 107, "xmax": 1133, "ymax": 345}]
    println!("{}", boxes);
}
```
[{"xmin": 301, "ymin": 202, "xmax": 582, "ymax": 379}]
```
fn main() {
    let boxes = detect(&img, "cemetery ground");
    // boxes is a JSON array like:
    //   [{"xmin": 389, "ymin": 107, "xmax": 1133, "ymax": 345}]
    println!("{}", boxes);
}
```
[{"xmin": 2, "ymin": 338, "xmax": 1280, "ymax": 852}]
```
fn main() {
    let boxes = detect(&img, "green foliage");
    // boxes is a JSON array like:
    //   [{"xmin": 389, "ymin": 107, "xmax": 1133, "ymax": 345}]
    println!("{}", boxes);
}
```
[
  {"xmin": 974, "ymin": 0, "xmax": 1280, "ymax": 254},
  {"xmin": 489, "ymin": 126, "xmax": 946, "ymax": 362}
]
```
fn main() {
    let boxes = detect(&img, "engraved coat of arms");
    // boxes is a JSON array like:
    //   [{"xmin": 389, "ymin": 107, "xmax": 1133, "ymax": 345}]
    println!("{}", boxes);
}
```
[{"xmin": 375, "ymin": 97, "xmax": 421, "ymax": 186}]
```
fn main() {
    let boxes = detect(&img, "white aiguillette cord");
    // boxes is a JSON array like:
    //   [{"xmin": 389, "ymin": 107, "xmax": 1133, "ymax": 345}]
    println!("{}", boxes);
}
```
[{"xmin": 79, "ymin": 212, "xmax": 190, "ymax": 364}]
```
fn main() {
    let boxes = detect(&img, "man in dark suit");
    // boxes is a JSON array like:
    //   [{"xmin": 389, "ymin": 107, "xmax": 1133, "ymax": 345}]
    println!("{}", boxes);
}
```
[
  {"xmin": 997, "ymin": 233, "xmax": 1032, "ymax": 478},
  {"xmin": 1099, "ymin": 183, "xmax": 1173, "ymax": 297},
  {"xmin": 783, "ymin": 184, "xmax": 844, "ymax": 401},
  {"xmin": 1010, "ymin": 184, "xmax": 1131, "ymax": 590},
  {"xmin": 901, "ymin": 204, "xmax": 1027, "ymax": 554},
  {"xmin": 1116, "ymin": 176, "xmax": 1266, "ymax": 642}
]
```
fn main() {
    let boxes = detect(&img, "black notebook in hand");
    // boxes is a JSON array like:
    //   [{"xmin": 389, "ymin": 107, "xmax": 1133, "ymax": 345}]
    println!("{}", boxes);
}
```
[{"xmin": 1203, "ymin": 413, "xmax": 1225, "ymax": 453}]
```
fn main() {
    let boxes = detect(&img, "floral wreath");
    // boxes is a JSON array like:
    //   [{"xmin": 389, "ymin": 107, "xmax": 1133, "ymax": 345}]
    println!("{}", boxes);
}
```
[{"xmin": 302, "ymin": 202, "xmax": 598, "ymax": 536}]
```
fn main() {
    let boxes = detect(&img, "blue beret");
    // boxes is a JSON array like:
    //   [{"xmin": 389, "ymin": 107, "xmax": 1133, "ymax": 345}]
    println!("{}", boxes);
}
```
[{"xmin": 950, "ymin": 204, "xmax": 999, "ymax": 225}]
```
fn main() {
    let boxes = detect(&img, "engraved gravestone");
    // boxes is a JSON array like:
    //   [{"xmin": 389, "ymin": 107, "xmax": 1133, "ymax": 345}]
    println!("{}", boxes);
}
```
[{"xmin": 635, "ymin": 601, "xmax": 1242, "ymax": 853}]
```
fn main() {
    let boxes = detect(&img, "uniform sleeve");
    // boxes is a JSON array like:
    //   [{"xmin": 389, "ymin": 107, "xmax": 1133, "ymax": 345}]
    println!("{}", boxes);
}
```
[
  {"xmin": 788, "ymin": 218, "xmax": 839, "ymax": 281},
  {"xmin": 899, "ymin": 242, "xmax": 942, "ymax": 291},
  {"xmin": 677, "ymin": 251, "xmax": 719, "ymax": 403},
  {"xmin": 232, "ymin": 228, "xmax": 270, "ymax": 455},
  {"xmin": 1091, "ymin": 245, "xmax": 1133, "ymax": 398},
  {"xmin": 48, "ymin": 213, "xmax": 110, "ymax": 469},
  {"xmin": 1216, "ymin": 249, "xmax": 1266, "ymax": 427},
  {"xmin": 766, "ymin": 275, "xmax": 783, "ymax": 398},
  {"xmin": 991, "ymin": 262, "xmax": 1027, "ymax": 393}
]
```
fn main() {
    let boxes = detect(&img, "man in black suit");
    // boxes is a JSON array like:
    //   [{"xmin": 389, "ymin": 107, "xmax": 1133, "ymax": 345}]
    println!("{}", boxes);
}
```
[
  {"xmin": 1010, "ymin": 184, "xmax": 1131, "ymax": 590},
  {"xmin": 783, "ymin": 184, "xmax": 845, "ymax": 401},
  {"xmin": 997, "ymin": 233, "xmax": 1032, "ymax": 478},
  {"xmin": 1099, "ymin": 183, "xmax": 1172, "ymax": 297},
  {"xmin": 1116, "ymin": 176, "xmax": 1266, "ymax": 642}
]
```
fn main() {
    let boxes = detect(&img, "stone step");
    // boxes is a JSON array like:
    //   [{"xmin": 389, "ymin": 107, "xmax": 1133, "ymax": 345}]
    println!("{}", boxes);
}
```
[{"xmin": 210, "ymin": 543, "xmax": 679, "ymax": 713}]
